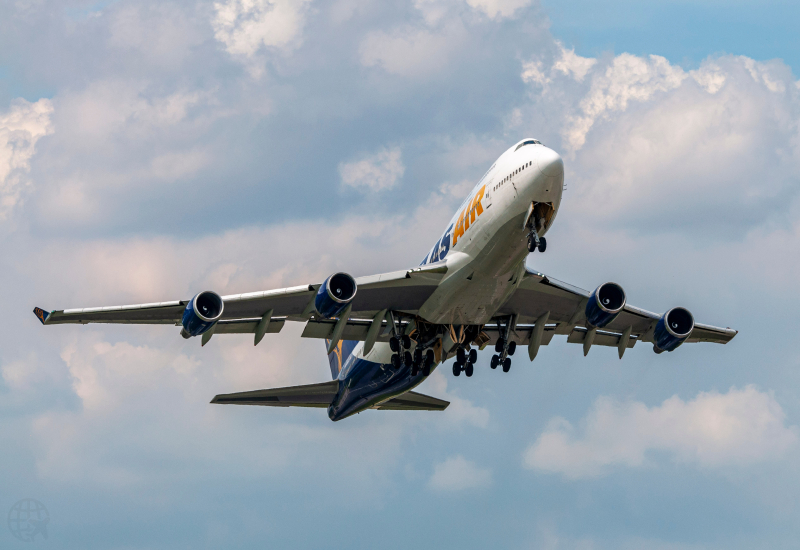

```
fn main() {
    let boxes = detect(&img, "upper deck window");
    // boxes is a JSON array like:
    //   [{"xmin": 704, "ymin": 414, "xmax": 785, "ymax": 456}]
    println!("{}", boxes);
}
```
[{"xmin": 514, "ymin": 139, "xmax": 542, "ymax": 151}]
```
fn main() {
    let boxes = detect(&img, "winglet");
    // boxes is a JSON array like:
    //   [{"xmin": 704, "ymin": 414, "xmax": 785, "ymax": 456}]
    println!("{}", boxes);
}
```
[{"xmin": 33, "ymin": 307, "xmax": 52, "ymax": 325}]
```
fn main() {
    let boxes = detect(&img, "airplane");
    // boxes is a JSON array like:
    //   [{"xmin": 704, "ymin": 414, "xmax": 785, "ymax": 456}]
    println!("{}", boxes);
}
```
[{"xmin": 33, "ymin": 138, "xmax": 737, "ymax": 421}]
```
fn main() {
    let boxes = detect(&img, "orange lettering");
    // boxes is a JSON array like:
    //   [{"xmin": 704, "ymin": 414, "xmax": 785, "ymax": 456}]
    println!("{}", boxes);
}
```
[{"xmin": 453, "ymin": 209, "xmax": 466, "ymax": 245}]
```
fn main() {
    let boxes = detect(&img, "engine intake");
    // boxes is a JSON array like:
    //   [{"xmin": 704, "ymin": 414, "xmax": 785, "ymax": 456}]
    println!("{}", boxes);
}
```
[
  {"xmin": 315, "ymin": 273, "xmax": 357, "ymax": 319},
  {"xmin": 653, "ymin": 307, "xmax": 694, "ymax": 353},
  {"xmin": 585, "ymin": 282, "xmax": 626, "ymax": 328},
  {"xmin": 180, "ymin": 291, "xmax": 224, "ymax": 338}
]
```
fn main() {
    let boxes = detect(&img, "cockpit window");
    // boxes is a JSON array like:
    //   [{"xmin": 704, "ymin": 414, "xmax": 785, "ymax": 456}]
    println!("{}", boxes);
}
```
[{"xmin": 514, "ymin": 139, "xmax": 542, "ymax": 151}]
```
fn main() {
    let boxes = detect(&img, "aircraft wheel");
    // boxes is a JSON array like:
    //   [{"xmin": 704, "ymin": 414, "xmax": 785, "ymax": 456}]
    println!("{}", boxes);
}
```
[
  {"xmin": 456, "ymin": 347, "xmax": 466, "ymax": 363},
  {"xmin": 527, "ymin": 235, "xmax": 538, "ymax": 253},
  {"xmin": 402, "ymin": 335, "xmax": 412, "ymax": 349},
  {"xmin": 468, "ymin": 349, "xmax": 478, "ymax": 363},
  {"xmin": 465, "ymin": 362, "xmax": 474, "ymax": 377},
  {"xmin": 403, "ymin": 351, "xmax": 413, "ymax": 365},
  {"xmin": 490, "ymin": 355, "xmax": 499, "ymax": 369},
  {"xmin": 414, "ymin": 348, "xmax": 423, "ymax": 364},
  {"xmin": 422, "ymin": 363, "xmax": 431, "ymax": 377},
  {"xmin": 538, "ymin": 237, "xmax": 547, "ymax": 253},
  {"xmin": 453, "ymin": 363, "xmax": 462, "ymax": 376},
  {"xmin": 391, "ymin": 354, "xmax": 401, "ymax": 369},
  {"xmin": 495, "ymin": 339, "xmax": 504, "ymax": 353},
  {"xmin": 390, "ymin": 337, "xmax": 400, "ymax": 353},
  {"xmin": 507, "ymin": 341, "xmax": 517, "ymax": 356},
  {"xmin": 411, "ymin": 364, "xmax": 419, "ymax": 376},
  {"xmin": 425, "ymin": 349, "xmax": 435, "ymax": 366},
  {"xmin": 502, "ymin": 357, "xmax": 511, "ymax": 372}
]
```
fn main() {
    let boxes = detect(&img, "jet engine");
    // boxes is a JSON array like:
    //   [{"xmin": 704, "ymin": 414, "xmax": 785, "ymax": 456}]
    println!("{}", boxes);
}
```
[
  {"xmin": 315, "ymin": 273, "xmax": 357, "ymax": 319},
  {"xmin": 585, "ymin": 282, "xmax": 626, "ymax": 328},
  {"xmin": 180, "ymin": 291, "xmax": 224, "ymax": 338},
  {"xmin": 653, "ymin": 307, "xmax": 694, "ymax": 353}
]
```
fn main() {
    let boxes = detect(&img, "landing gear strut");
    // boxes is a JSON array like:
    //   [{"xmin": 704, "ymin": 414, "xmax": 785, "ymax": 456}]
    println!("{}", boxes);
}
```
[
  {"xmin": 527, "ymin": 212, "xmax": 547, "ymax": 253},
  {"xmin": 492, "ymin": 316, "xmax": 517, "ymax": 373}
]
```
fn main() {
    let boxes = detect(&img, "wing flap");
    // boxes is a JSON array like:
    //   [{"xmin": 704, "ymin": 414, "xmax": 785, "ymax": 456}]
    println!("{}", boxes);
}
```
[
  {"xmin": 375, "ymin": 391, "xmax": 449, "ymax": 411},
  {"xmin": 211, "ymin": 380, "xmax": 339, "ymax": 408}
]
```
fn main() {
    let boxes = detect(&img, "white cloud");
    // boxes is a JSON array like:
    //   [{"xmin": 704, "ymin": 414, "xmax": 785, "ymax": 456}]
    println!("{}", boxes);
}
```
[
  {"xmin": 567, "ymin": 54, "xmax": 687, "ymax": 151},
  {"xmin": 212, "ymin": 0, "xmax": 312, "ymax": 59},
  {"xmin": 429, "ymin": 455, "xmax": 491, "ymax": 491},
  {"xmin": 339, "ymin": 146, "xmax": 405, "ymax": 191},
  {"xmin": 423, "ymin": 369, "xmax": 490, "ymax": 429},
  {"xmin": 523, "ymin": 386, "xmax": 798, "ymax": 479},
  {"xmin": 552, "ymin": 44, "xmax": 596, "ymax": 82},
  {"xmin": 0, "ymin": 98, "xmax": 54, "ymax": 219}
]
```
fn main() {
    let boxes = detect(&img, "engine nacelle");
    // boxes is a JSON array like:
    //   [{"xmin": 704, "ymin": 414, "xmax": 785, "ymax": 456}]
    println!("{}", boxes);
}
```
[
  {"xmin": 585, "ymin": 282, "xmax": 626, "ymax": 328},
  {"xmin": 180, "ymin": 291, "xmax": 224, "ymax": 338},
  {"xmin": 653, "ymin": 307, "xmax": 694, "ymax": 353},
  {"xmin": 315, "ymin": 273, "xmax": 357, "ymax": 319}
]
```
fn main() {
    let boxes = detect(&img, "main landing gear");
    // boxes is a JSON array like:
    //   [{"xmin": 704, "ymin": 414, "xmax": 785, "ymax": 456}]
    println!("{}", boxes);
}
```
[
  {"xmin": 390, "ymin": 335, "xmax": 434, "ymax": 377},
  {"xmin": 491, "ymin": 317, "xmax": 517, "ymax": 372},
  {"xmin": 452, "ymin": 347, "xmax": 477, "ymax": 377}
]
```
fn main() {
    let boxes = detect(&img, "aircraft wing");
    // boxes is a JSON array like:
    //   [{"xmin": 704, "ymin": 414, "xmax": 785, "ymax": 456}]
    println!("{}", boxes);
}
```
[
  {"xmin": 493, "ymin": 268, "xmax": 737, "ymax": 353},
  {"xmin": 33, "ymin": 262, "xmax": 448, "ymax": 329}
]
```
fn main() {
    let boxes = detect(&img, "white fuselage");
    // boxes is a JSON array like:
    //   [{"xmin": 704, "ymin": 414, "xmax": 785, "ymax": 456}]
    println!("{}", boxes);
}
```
[{"xmin": 342, "ymin": 139, "xmax": 564, "ymax": 374}]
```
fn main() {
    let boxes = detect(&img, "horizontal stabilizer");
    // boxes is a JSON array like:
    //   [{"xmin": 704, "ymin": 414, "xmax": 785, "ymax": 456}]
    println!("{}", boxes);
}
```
[
  {"xmin": 211, "ymin": 382, "xmax": 449, "ymax": 412},
  {"xmin": 375, "ymin": 391, "xmax": 449, "ymax": 411},
  {"xmin": 211, "ymin": 380, "xmax": 338, "ymax": 408}
]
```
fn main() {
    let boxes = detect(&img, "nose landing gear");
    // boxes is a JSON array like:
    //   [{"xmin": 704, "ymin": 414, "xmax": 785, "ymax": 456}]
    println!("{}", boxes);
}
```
[{"xmin": 527, "ymin": 230, "xmax": 547, "ymax": 253}]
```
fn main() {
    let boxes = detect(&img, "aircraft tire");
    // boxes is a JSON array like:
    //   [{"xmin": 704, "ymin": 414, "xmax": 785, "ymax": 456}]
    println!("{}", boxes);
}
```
[
  {"xmin": 502, "ymin": 357, "xmax": 511, "ymax": 372},
  {"xmin": 402, "ymin": 335, "xmax": 412, "ymax": 349},
  {"xmin": 495, "ymin": 339, "xmax": 504, "ymax": 353},
  {"xmin": 404, "ymin": 351, "xmax": 413, "ymax": 365},
  {"xmin": 490, "ymin": 355, "xmax": 499, "ymax": 369},
  {"xmin": 457, "ymin": 347, "xmax": 466, "ymax": 363},
  {"xmin": 390, "ymin": 337, "xmax": 400, "ymax": 352},
  {"xmin": 465, "ymin": 362, "xmax": 474, "ymax": 377},
  {"xmin": 538, "ymin": 237, "xmax": 547, "ymax": 253},
  {"xmin": 425, "ymin": 349, "xmax": 434, "ymax": 366},
  {"xmin": 508, "ymin": 341, "xmax": 517, "ymax": 356},
  {"xmin": 422, "ymin": 363, "xmax": 431, "ymax": 377},
  {"xmin": 468, "ymin": 349, "xmax": 478, "ymax": 363},
  {"xmin": 453, "ymin": 363, "xmax": 461, "ymax": 376}
]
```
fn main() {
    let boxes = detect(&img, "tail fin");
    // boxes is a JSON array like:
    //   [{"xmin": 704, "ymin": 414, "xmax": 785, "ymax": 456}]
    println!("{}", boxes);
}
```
[{"xmin": 325, "ymin": 340, "xmax": 358, "ymax": 379}]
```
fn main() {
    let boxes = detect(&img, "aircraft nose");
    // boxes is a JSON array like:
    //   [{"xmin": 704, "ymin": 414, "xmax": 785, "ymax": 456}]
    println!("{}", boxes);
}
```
[{"xmin": 536, "ymin": 147, "xmax": 563, "ymax": 177}]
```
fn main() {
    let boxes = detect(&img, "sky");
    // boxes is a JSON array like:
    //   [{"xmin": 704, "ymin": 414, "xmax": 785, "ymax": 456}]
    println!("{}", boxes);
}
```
[{"xmin": 1, "ymin": 0, "xmax": 799, "ymax": 548}]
